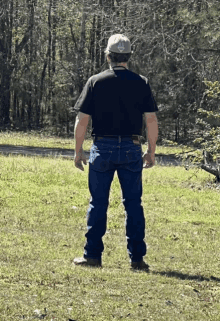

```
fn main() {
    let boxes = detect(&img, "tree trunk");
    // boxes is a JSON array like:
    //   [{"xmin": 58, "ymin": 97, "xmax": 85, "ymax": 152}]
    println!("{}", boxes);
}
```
[
  {"xmin": 27, "ymin": 0, "xmax": 35, "ymax": 129},
  {"xmin": 201, "ymin": 164, "xmax": 220, "ymax": 182},
  {"xmin": 27, "ymin": 88, "xmax": 32, "ymax": 129},
  {"xmin": 89, "ymin": 16, "xmax": 96, "ymax": 75},
  {"xmin": 95, "ymin": 13, "xmax": 101, "ymax": 73},
  {"xmin": 77, "ymin": 0, "xmax": 87, "ymax": 93},
  {"xmin": 0, "ymin": 0, "xmax": 13, "ymax": 127},
  {"xmin": 38, "ymin": 56, "xmax": 48, "ymax": 128},
  {"xmin": 0, "ymin": 63, "xmax": 11, "ymax": 127},
  {"xmin": 48, "ymin": 0, "xmax": 52, "ymax": 115},
  {"xmin": 52, "ymin": 0, "xmax": 57, "ymax": 125}
]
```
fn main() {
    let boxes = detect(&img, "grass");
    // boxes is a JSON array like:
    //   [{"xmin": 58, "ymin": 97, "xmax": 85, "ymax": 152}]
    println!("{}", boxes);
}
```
[
  {"xmin": 0, "ymin": 136, "xmax": 220, "ymax": 320},
  {"xmin": 0, "ymin": 131, "xmax": 76, "ymax": 150}
]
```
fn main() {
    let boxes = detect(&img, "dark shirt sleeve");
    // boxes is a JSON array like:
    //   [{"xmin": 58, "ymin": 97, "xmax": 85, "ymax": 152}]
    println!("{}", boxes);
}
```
[
  {"xmin": 141, "ymin": 76, "xmax": 159, "ymax": 113},
  {"xmin": 73, "ymin": 77, "xmax": 93, "ymax": 115}
]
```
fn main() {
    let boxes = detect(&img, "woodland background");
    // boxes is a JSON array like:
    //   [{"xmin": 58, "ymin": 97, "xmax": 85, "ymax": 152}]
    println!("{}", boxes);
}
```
[{"xmin": 0, "ymin": 0, "xmax": 220, "ymax": 154}]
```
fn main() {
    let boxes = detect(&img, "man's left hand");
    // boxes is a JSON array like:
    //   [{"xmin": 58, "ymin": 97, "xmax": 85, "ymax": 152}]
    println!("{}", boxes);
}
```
[{"xmin": 74, "ymin": 150, "xmax": 87, "ymax": 171}]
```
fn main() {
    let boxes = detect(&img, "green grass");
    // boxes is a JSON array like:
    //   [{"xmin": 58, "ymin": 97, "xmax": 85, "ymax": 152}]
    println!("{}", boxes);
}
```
[
  {"xmin": 0, "ymin": 148, "xmax": 220, "ymax": 320},
  {"xmin": 0, "ymin": 131, "xmax": 76, "ymax": 149}
]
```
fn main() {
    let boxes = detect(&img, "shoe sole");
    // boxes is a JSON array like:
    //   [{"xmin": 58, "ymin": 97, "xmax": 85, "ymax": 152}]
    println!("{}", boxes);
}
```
[{"xmin": 73, "ymin": 257, "xmax": 101, "ymax": 267}]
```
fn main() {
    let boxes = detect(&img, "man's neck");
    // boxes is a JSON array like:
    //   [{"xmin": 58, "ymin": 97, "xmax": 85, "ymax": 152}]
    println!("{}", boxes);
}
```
[{"xmin": 110, "ymin": 62, "xmax": 128, "ymax": 70}]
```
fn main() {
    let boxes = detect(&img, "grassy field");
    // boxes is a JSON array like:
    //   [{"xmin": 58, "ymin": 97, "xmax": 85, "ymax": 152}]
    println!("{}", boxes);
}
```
[{"xmin": 0, "ymin": 135, "xmax": 220, "ymax": 320}]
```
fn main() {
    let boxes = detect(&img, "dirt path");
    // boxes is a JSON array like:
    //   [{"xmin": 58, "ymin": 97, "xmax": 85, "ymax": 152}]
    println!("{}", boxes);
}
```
[
  {"xmin": 0, "ymin": 144, "xmax": 182, "ymax": 166},
  {"xmin": 0, "ymin": 144, "xmax": 77, "ymax": 159}
]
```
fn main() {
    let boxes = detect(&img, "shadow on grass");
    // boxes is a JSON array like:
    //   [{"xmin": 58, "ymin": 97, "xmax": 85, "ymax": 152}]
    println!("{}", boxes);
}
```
[
  {"xmin": 0, "ymin": 144, "xmax": 77, "ymax": 158},
  {"xmin": 151, "ymin": 270, "xmax": 220, "ymax": 282}
]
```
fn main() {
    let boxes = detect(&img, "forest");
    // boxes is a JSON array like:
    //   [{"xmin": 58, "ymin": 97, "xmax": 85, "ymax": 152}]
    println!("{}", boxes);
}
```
[{"xmin": 0, "ymin": 0, "xmax": 219, "ymax": 155}]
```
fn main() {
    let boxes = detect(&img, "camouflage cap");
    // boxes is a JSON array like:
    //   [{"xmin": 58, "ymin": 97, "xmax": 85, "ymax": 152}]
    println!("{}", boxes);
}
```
[{"xmin": 105, "ymin": 34, "xmax": 131, "ymax": 54}]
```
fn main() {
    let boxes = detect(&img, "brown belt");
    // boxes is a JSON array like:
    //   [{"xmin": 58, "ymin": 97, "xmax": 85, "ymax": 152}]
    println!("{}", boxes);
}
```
[{"xmin": 93, "ymin": 135, "xmax": 141, "ymax": 144}]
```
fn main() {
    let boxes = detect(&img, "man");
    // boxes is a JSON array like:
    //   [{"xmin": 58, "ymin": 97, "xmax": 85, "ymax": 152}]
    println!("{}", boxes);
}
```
[{"xmin": 73, "ymin": 34, "xmax": 158, "ymax": 270}]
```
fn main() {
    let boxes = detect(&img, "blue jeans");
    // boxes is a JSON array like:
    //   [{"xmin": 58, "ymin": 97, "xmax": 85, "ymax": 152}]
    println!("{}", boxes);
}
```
[{"xmin": 84, "ymin": 136, "xmax": 147, "ymax": 262}]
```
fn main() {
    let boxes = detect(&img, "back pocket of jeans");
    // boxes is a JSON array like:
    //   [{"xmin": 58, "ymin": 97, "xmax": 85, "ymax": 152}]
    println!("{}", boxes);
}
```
[
  {"xmin": 89, "ymin": 144, "xmax": 113, "ymax": 172},
  {"xmin": 125, "ymin": 147, "xmax": 143, "ymax": 172}
]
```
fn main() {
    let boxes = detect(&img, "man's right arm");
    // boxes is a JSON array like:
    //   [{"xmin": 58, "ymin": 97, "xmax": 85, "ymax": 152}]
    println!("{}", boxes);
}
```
[{"xmin": 143, "ymin": 112, "xmax": 158, "ymax": 168}]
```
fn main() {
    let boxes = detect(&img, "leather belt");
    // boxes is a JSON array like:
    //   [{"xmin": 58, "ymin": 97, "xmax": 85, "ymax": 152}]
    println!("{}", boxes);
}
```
[{"xmin": 92, "ymin": 135, "xmax": 141, "ymax": 144}]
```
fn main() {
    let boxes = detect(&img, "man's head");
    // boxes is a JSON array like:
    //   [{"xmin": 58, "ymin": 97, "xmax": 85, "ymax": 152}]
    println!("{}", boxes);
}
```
[{"xmin": 105, "ymin": 34, "xmax": 131, "ymax": 65}]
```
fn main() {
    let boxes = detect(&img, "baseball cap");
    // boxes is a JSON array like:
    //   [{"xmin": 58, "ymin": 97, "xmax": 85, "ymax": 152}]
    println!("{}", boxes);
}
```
[{"xmin": 105, "ymin": 34, "xmax": 131, "ymax": 54}]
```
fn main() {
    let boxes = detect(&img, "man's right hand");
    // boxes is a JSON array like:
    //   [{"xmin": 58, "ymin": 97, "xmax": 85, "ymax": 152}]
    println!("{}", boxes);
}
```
[{"xmin": 142, "ymin": 151, "xmax": 155, "ymax": 169}]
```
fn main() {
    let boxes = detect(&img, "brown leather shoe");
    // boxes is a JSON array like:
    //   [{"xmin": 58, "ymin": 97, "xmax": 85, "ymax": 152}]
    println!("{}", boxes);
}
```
[
  {"xmin": 73, "ymin": 257, "xmax": 102, "ymax": 267},
  {"xmin": 131, "ymin": 260, "xmax": 149, "ymax": 271}
]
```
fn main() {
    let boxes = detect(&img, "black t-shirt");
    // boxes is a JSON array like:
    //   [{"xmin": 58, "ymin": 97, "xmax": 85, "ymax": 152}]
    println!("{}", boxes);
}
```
[{"xmin": 74, "ymin": 67, "xmax": 158, "ymax": 136}]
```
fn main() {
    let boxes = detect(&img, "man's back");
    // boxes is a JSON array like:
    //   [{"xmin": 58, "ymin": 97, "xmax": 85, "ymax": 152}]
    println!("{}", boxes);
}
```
[{"xmin": 75, "ymin": 67, "xmax": 158, "ymax": 136}]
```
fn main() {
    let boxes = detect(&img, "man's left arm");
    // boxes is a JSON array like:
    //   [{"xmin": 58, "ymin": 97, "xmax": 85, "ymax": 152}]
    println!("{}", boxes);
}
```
[
  {"xmin": 74, "ymin": 112, "xmax": 91, "ymax": 154},
  {"xmin": 74, "ymin": 112, "xmax": 91, "ymax": 171}
]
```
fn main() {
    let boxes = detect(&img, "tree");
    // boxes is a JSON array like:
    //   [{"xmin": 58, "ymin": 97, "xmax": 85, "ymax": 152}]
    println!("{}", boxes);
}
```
[
  {"xmin": 0, "ymin": 0, "xmax": 219, "ymax": 141},
  {"xmin": 195, "ymin": 81, "xmax": 220, "ymax": 180},
  {"xmin": 0, "ymin": 0, "xmax": 35, "ymax": 127}
]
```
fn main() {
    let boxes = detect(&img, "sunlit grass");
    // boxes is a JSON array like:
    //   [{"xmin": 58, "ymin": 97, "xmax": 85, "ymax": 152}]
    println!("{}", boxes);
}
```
[
  {"xmin": 0, "ymin": 152, "xmax": 219, "ymax": 320},
  {"xmin": 0, "ymin": 131, "xmax": 75, "ymax": 149}
]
